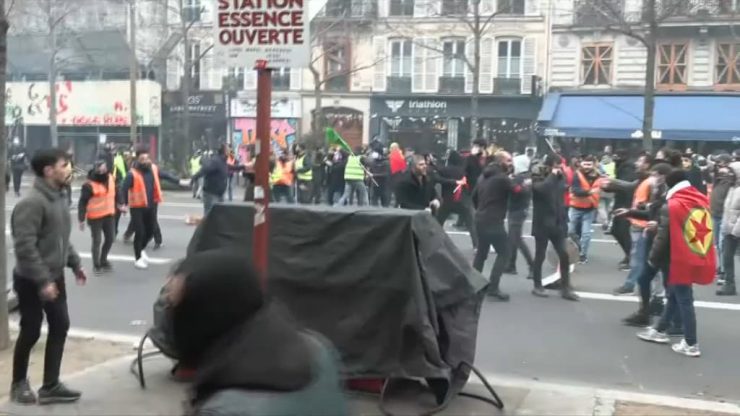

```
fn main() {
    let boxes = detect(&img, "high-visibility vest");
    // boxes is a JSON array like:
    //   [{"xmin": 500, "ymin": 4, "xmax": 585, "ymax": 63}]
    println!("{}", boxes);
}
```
[
  {"xmin": 602, "ymin": 162, "xmax": 616, "ymax": 179},
  {"xmin": 570, "ymin": 171, "xmax": 600, "ymax": 209},
  {"xmin": 86, "ymin": 175, "xmax": 116, "ymax": 220},
  {"xmin": 190, "ymin": 156, "xmax": 201, "ymax": 176},
  {"xmin": 271, "ymin": 160, "xmax": 294, "ymax": 186},
  {"xmin": 296, "ymin": 155, "xmax": 312, "ymax": 182},
  {"xmin": 129, "ymin": 165, "xmax": 163, "ymax": 208},
  {"xmin": 629, "ymin": 178, "xmax": 651, "ymax": 229},
  {"xmin": 114, "ymin": 154, "xmax": 127, "ymax": 182},
  {"xmin": 344, "ymin": 155, "xmax": 364, "ymax": 181}
]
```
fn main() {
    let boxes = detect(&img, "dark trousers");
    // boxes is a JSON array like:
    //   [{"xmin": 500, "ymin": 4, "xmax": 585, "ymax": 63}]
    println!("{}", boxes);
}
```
[
  {"xmin": 131, "ymin": 206, "xmax": 157, "ymax": 259},
  {"xmin": 473, "ymin": 223, "xmax": 509, "ymax": 292},
  {"xmin": 656, "ymin": 284, "xmax": 697, "ymax": 345},
  {"xmin": 533, "ymin": 229, "xmax": 570, "ymax": 289},
  {"xmin": 370, "ymin": 182, "xmax": 390, "ymax": 207},
  {"xmin": 437, "ymin": 198, "xmax": 477, "ymax": 248},
  {"xmin": 125, "ymin": 206, "xmax": 161, "ymax": 244},
  {"xmin": 273, "ymin": 184, "xmax": 294, "ymax": 203},
  {"xmin": 506, "ymin": 210, "xmax": 534, "ymax": 271},
  {"xmin": 13, "ymin": 276, "xmax": 69, "ymax": 387},
  {"xmin": 12, "ymin": 168, "xmax": 23, "ymax": 194},
  {"xmin": 611, "ymin": 216, "xmax": 632, "ymax": 260},
  {"xmin": 723, "ymin": 234, "xmax": 738, "ymax": 288},
  {"xmin": 297, "ymin": 181, "xmax": 313, "ymax": 204},
  {"xmin": 89, "ymin": 215, "xmax": 115, "ymax": 268}
]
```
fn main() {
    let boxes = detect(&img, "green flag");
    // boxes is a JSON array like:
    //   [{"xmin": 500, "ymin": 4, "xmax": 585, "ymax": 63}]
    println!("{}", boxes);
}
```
[{"xmin": 325, "ymin": 127, "xmax": 352, "ymax": 152}]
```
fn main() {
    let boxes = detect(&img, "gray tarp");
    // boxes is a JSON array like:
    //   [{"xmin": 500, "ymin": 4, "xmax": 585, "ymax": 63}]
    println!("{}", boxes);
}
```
[{"xmin": 186, "ymin": 203, "xmax": 488, "ymax": 404}]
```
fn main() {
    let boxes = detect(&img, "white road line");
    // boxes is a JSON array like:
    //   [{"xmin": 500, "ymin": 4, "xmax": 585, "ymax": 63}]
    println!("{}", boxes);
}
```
[
  {"xmin": 446, "ymin": 230, "xmax": 616, "ymax": 244},
  {"xmin": 78, "ymin": 253, "xmax": 172, "ymax": 265}
]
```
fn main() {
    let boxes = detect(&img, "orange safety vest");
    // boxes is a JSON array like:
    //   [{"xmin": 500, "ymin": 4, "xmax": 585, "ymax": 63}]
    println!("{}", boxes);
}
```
[
  {"xmin": 86, "ymin": 175, "xmax": 116, "ymax": 220},
  {"xmin": 629, "ymin": 179, "xmax": 651, "ymax": 229},
  {"xmin": 128, "ymin": 165, "xmax": 163, "ymax": 208},
  {"xmin": 570, "ymin": 171, "xmax": 600, "ymax": 209},
  {"xmin": 272, "ymin": 160, "xmax": 294, "ymax": 186}
]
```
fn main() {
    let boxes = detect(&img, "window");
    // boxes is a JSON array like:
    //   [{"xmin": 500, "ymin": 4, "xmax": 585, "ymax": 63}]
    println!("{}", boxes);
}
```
[
  {"xmin": 719, "ymin": 0, "xmax": 740, "ymax": 13},
  {"xmin": 325, "ymin": 41, "xmax": 350, "ymax": 91},
  {"xmin": 390, "ymin": 39, "xmax": 412, "ymax": 77},
  {"xmin": 272, "ymin": 67, "xmax": 291, "ymax": 90},
  {"xmin": 443, "ymin": 39, "xmax": 466, "ymax": 77},
  {"xmin": 326, "ymin": 0, "xmax": 350, "ymax": 16},
  {"xmin": 497, "ymin": 39, "xmax": 521, "ymax": 78},
  {"xmin": 442, "ymin": 0, "xmax": 468, "ymax": 15},
  {"xmin": 716, "ymin": 42, "xmax": 740, "ymax": 87},
  {"xmin": 183, "ymin": 0, "xmax": 202, "ymax": 22},
  {"xmin": 581, "ymin": 44, "xmax": 613, "ymax": 85},
  {"xmin": 389, "ymin": 0, "xmax": 414, "ymax": 16},
  {"xmin": 189, "ymin": 42, "xmax": 201, "ymax": 90},
  {"xmin": 657, "ymin": 43, "xmax": 688, "ymax": 88},
  {"xmin": 497, "ymin": 0, "xmax": 525, "ymax": 14}
]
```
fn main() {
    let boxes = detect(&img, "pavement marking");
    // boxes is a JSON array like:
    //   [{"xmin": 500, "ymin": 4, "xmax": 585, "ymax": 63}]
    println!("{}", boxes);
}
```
[
  {"xmin": 577, "ymin": 291, "xmax": 740, "ymax": 311},
  {"xmin": 446, "ymin": 230, "xmax": 616, "ymax": 244},
  {"xmin": 78, "ymin": 252, "xmax": 172, "ymax": 265}
]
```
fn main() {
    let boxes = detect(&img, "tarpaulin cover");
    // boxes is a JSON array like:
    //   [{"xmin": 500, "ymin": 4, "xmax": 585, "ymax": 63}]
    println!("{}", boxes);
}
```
[{"xmin": 186, "ymin": 203, "xmax": 488, "ymax": 396}]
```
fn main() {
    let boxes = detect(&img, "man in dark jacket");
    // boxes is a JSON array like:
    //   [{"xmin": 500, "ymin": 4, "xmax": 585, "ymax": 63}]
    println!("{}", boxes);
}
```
[
  {"xmin": 192, "ymin": 145, "xmax": 229, "ymax": 215},
  {"xmin": 710, "ymin": 154, "xmax": 734, "ymax": 282},
  {"xmin": 395, "ymin": 154, "xmax": 439, "ymax": 211},
  {"xmin": 472, "ymin": 151, "xmax": 519, "ymax": 301},
  {"xmin": 9, "ymin": 138, "xmax": 28, "ymax": 197},
  {"xmin": 435, "ymin": 151, "xmax": 476, "ymax": 248},
  {"xmin": 531, "ymin": 155, "xmax": 579, "ymax": 301},
  {"xmin": 368, "ymin": 143, "xmax": 391, "ymax": 207},
  {"xmin": 10, "ymin": 148, "xmax": 87, "ymax": 405},
  {"xmin": 504, "ymin": 158, "xmax": 534, "ymax": 277},
  {"xmin": 609, "ymin": 150, "xmax": 637, "ymax": 268}
]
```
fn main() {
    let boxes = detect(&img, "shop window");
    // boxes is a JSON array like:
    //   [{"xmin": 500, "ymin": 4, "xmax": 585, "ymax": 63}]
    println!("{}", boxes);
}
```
[
  {"xmin": 443, "ymin": 38, "xmax": 466, "ymax": 78},
  {"xmin": 389, "ymin": 0, "xmax": 414, "ymax": 16},
  {"xmin": 657, "ymin": 43, "xmax": 688, "ymax": 89},
  {"xmin": 581, "ymin": 44, "xmax": 613, "ymax": 85},
  {"xmin": 390, "ymin": 39, "xmax": 412, "ymax": 77},
  {"xmin": 498, "ymin": 0, "xmax": 525, "ymax": 14},
  {"xmin": 272, "ymin": 67, "xmax": 291, "ymax": 91},
  {"xmin": 716, "ymin": 42, "xmax": 740, "ymax": 89},
  {"xmin": 325, "ymin": 41, "xmax": 350, "ymax": 91},
  {"xmin": 442, "ymin": 0, "xmax": 468, "ymax": 15}
]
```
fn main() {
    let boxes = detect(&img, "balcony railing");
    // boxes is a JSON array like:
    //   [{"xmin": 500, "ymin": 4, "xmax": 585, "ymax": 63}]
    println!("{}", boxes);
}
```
[
  {"xmin": 494, "ymin": 77, "xmax": 521, "ymax": 95},
  {"xmin": 387, "ymin": 76, "xmax": 411, "ymax": 93},
  {"xmin": 439, "ymin": 76, "xmax": 465, "ymax": 93}
]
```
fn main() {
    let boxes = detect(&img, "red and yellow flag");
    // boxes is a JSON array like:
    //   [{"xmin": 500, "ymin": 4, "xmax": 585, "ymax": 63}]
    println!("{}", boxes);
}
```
[{"xmin": 668, "ymin": 185, "xmax": 716, "ymax": 286}]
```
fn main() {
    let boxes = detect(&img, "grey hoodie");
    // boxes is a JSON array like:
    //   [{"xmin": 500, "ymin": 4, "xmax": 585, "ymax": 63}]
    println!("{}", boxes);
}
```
[
  {"xmin": 721, "ymin": 162, "xmax": 740, "ymax": 238},
  {"xmin": 12, "ymin": 178, "xmax": 81, "ymax": 285}
]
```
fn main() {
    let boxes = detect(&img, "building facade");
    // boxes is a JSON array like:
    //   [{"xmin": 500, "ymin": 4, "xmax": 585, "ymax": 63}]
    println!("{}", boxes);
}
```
[{"xmin": 540, "ymin": 0, "xmax": 740, "ymax": 153}]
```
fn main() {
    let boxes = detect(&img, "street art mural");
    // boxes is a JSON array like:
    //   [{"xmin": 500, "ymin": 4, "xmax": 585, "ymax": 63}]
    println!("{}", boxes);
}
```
[{"xmin": 233, "ymin": 118, "xmax": 298, "ymax": 151}]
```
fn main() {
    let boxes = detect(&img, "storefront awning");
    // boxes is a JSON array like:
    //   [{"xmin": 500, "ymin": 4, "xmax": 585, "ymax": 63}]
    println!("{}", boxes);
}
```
[{"xmin": 537, "ymin": 93, "xmax": 740, "ymax": 142}]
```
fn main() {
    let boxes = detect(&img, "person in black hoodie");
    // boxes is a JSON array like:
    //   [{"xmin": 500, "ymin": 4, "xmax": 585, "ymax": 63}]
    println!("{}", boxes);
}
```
[
  {"xmin": 531, "ymin": 155, "xmax": 579, "ymax": 301},
  {"xmin": 77, "ymin": 160, "xmax": 121, "ymax": 274},
  {"xmin": 368, "ymin": 141, "xmax": 391, "ymax": 207},
  {"xmin": 504, "ymin": 159, "xmax": 534, "ymax": 278},
  {"xmin": 435, "ymin": 151, "xmax": 476, "ymax": 248},
  {"xmin": 472, "ymin": 151, "xmax": 519, "ymax": 301},
  {"xmin": 192, "ymin": 145, "xmax": 229, "ymax": 215},
  {"xmin": 395, "ymin": 154, "xmax": 440, "ymax": 211}
]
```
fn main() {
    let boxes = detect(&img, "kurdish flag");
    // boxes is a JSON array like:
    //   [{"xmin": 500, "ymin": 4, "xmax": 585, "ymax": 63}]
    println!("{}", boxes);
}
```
[{"xmin": 325, "ymin": 127, "xmax": 352, "ymax": 153}]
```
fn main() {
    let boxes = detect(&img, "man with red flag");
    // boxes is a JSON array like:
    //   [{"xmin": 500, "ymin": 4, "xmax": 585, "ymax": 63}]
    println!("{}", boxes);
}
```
[{"xmin": 637, "ymin": 169, "xmax": 716, "ymax": 357}]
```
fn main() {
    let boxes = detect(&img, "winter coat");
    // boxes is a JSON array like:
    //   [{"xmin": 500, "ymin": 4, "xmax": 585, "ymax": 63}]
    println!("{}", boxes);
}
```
[
  {"xmin": 720, "ymin": 162, "xmax": 740, "ymax": 237},
  {"xmin": 531, "ymin": 172, "xmax": 568, "ymax": 238}
]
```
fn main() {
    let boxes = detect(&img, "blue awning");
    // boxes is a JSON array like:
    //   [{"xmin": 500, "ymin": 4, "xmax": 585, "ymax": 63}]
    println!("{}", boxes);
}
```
[{"xmin": 538, "ymin": 93, "xmax": 740, "ymax": 142}]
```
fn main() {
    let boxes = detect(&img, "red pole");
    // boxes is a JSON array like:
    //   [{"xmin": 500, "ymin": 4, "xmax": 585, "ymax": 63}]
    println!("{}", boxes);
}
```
[{"xmin": 252, "ymin": 60, "xmax": 272, "ymax": 289}]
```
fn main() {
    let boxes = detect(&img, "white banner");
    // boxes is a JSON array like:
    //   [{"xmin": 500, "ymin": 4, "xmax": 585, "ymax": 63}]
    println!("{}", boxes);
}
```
[
  {"xmin": 230, "ymin": 96, "xmax": 301, "ymax": 118},
  {"xmin": 214, "ymin": 0, "xmax": 310, "ymax": 68}
]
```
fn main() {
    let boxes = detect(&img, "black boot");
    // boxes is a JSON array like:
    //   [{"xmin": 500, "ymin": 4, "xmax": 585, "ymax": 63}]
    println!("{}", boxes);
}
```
[
  {"xmin": 623, "ymin": 309, "xmax": 650, "ymax": 327},
  {"xmin": 717, "ymin": 284, "xmax": 737, "ymax": 296}
]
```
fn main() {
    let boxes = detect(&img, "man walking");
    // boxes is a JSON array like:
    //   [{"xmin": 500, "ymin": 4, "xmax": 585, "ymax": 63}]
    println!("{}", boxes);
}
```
[
  {"xmin": 718, "ymin": 161, "xmax": 740, "ymax": 296},
  {"xmin": 336, "ymin": 147, "xmax": 369, "ymax": 206},
  {"xmin": 637, "ymin": 170, "xmax": 715, "ymax": 357},
  {"xmin": 504, "ymin": 154, "xmax": 534, "ymax": 278},
  {"xmin": 192, "ymin": 145, "xmax": 229, "ymax": 215},
  {"xmin": 711, "ymin": 155, "xmax": 734, "ymax": 285},
  {"xmin": 568, "ymin": 155, "xmax": 602, "ymax": 264},
  {"xmin": 395, "ymin": 154, "xmax": 440, "ymax": 211},
  {"xmin": 10, "ymin": 137, "xmax": 28, "ymax": 197},
  {"xmin": 10, "ymin": 148, "xmax": 87, "ymax": 405},
  {"xmin": 190, "ymin": 150, "xmax": 203, "ymax": 199},
  {"xmin": 77, "ymin": 160, "xmax": 119, "ymax": 275}
]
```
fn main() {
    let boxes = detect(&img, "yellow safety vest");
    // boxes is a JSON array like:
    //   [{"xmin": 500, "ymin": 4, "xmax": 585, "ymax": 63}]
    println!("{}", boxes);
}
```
[
  {"xmin": 296, "ymin": 155, "xmax": 312, "ymax": 182},
  {"xmin": 344, "ymin": 155, "xmax": 364, "ymax": 181}
]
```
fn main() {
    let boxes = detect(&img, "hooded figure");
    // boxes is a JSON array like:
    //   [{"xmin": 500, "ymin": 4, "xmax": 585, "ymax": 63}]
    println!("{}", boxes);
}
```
[{"xmin": 170, "ymin": 249, "xmax": 347, "ymax": 416}]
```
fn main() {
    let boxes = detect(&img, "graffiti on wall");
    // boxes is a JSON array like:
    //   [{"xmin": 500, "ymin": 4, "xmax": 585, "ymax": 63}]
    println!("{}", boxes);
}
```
[
  {"xmin": 4, "ymin": 80, "xmax": 162, "ymax": 127},
  {"xmin": 233, "ymin": 118, "xmax": 297, "ymax": 150}
]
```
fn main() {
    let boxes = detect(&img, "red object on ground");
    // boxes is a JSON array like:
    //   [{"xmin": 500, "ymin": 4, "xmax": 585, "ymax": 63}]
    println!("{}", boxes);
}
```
[{"xmin": 346, "ymin": 378, "xmax": 385, "ymax": 394}]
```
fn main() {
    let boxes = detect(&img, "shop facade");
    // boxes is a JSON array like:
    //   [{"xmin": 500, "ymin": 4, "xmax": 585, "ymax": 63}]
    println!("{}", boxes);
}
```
[
  {"xmin": 162, "ymin": 90, "xmax": 227, "ymax": 159},
  {"xmin": 230, "ymin": 92, "xmax": 302, "ymax": 160},
  {"xmin": 300, "ymin": 95, "xmax": 371, "ymax": 150},
  {"xmin": 4, "ymin": 80, "xmax": 162, "ymax": 166},
  {"xmin": 369, "ymin": 94, "xmax": 541, "ymax": 155}
]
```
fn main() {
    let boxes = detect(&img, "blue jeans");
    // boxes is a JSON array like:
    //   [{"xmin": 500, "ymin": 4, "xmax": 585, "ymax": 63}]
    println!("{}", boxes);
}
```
[
  {"xmin": 336, "ymin": 180, "xmax": 369, "ymax": 206},
  {"xmin": 568, "ymin": 208, "xmax": 595, "ymax": 258},
  {"xmin": 203, "ymin": 192, "xmax": 224, "ymax": 215},
  {"xmin": 656, "ymin": 284, "xmax": 697, "ymax": 346},
  {"xmin": 713, "ymin": 215, "xmax": 723, "ymax": 274},
  {"xmin": 624, "ymin": 230, "xmax": 647, "ymax": 289}
]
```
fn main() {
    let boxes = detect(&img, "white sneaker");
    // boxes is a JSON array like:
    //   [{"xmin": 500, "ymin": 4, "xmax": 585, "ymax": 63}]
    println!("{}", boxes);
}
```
[
  {"xmin": 134, "ymin": 258, "xmax": 149, "ymax": 270},
  {"xmin": 637, "ymin": 327, "xmax": 670, "ymax": 344},
  {"xmin": 672, "ymin": 339, "xmax": 701, "ymax": 357},
  {"xmin": 141, "ymin": 251, "xmax": 150, "ymax": 262}
]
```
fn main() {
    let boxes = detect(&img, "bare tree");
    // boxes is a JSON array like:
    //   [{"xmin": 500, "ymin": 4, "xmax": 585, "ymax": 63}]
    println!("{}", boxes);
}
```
[
  {"xmin": 0, "ymin": 0, "xmax": 11, "ymax": 351},
  {"xmin": 309, "ymin": 11, "xmax": 383, "ymax": 140},
  {"xmin": 386, "ymin": 0, "xmax": 508, "ymax": 142},
  {"xmin": 579, "ymin": 0, "xmax": 710, "ymax": 151}
]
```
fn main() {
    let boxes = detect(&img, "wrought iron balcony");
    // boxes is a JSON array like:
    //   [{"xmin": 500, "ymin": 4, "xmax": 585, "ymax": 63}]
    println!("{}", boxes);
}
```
[{"xmin": 494, "ymin": 77, "xmax": 521, "ymax": 95}]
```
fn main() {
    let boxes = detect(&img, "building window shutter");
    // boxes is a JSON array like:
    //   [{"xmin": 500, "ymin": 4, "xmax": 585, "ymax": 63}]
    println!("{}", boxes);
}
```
[
  {"xmin": 521, "ymin": 37, "xmax": 536, "ymax": 93},
  {"xmin": 379, "ymin": 0, "xmax": 389, "ymax": 17},
  {"xmin": 480, "ymin": 37, "xmax": 493, "ymax": 93},
  {"xmin": 290, "ymin": 68, "xmax": 303, "ymax": 90},
  {"xmin": 425, "ymin": 38, "xmax": 439, "ymax": 92},
  {"xmin": 201, "ymin": 47, "xmax": 213, "ymax": 89},
  {"xmin": 525, "ymin": 0, "xmax": 540, "ymax": 15},
  {"xmin": 373, "ymin": 37, "xmax": 387, "ymax": 91},
  {"xmin": 245, "ymin": 69, "xmax": 257, "ymax": 90},
  {"xmin": 464, "ymin": 39, "xmax": 473, "ymax": 93},
  {"xmin": 412, "ymin": 39, "xmax": 426, "ymax": 92}
]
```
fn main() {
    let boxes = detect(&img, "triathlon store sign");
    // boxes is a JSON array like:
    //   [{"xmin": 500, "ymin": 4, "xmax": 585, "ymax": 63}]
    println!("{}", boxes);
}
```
[{"xmin": 214, "ymin": 0, "xmax": 309, "ymax": 67}]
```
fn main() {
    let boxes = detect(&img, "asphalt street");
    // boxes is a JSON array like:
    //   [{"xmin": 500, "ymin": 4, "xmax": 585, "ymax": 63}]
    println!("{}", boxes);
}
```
[{"xmin": 4, "ymin": 183, "xmax": 740, "ymax": 405}]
